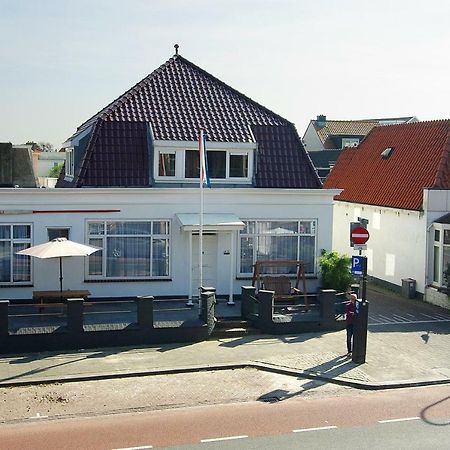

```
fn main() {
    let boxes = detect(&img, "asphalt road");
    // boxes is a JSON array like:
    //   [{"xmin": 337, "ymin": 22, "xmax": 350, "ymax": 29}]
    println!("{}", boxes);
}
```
[{"xmin": 0, "ymin": 384, "xmax": 448, "ymax": 449}]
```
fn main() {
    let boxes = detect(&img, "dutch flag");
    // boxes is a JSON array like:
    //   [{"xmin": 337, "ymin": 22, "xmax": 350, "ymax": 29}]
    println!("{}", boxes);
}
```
[{"xmin": 199, "ymin": 129, "xmax": 211, "ymax": 188}]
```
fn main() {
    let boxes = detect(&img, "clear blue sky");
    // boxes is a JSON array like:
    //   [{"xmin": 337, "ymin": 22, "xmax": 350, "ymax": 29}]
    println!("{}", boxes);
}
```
[{"xmin": 0, "ymin": 0, "xmax": 449, "ymax": 148}]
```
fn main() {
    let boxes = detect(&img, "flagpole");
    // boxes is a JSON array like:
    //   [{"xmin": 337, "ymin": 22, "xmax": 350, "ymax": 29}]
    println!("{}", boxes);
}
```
[{"xmin": 199, "ymin": 129, "xmax": 204, "ymax": 307}]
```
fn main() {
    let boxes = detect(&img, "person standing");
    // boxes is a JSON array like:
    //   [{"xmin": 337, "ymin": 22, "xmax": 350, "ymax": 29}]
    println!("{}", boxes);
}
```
[{"xmin": 345, "ymin": 293, "xmax": 357, "ymax": 357}]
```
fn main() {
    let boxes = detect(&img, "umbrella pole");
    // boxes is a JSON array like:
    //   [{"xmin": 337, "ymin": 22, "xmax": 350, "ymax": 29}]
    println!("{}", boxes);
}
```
[{"xmin": 59, "ymin": 257, "xmax": 63, "ymax": 292}]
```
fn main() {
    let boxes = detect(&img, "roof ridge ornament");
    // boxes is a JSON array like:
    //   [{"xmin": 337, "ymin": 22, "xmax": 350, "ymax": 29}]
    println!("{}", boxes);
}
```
[{"xmin": 174, "ymin": 44, "xmax": 179, "ymax": 55}]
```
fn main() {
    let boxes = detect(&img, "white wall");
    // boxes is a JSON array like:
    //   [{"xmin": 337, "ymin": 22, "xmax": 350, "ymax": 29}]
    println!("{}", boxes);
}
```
[
  {"xmin": 302, "ymin": 122, "xmax": 324, "ymax": 152},
  {"xmin": 332, "ymin": 201, "xmax": 427, "ymax": 293},
  {"xmin": 0, "ymin": 187, "xmax": 338, "ymax": 300}
]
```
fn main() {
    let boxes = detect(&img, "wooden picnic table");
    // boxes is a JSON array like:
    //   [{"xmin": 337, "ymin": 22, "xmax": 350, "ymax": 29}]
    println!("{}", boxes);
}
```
[{"xmin": 32, "ymin": 290, "xmax": 91, "ymax": 310}]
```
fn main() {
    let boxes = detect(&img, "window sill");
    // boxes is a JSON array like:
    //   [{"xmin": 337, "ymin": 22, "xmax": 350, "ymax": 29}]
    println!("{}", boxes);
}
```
[
  {"xmin": 0, "ymin": 284, "xmax": 34, "ymax": 288},
  {"xmin": 84, "ymin": 279, "xmax": 172, "ymax": 283}
]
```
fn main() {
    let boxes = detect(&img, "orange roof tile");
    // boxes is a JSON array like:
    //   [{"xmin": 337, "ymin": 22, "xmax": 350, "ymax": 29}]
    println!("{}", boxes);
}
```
[{"xmin": 323, "ymin": 120, "xmax": 450, "ymax": 211}]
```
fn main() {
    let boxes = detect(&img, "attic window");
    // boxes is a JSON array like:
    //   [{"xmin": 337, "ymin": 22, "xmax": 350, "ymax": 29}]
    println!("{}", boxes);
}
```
[{"xmin": 381, "ymin": 147, "xmax": 394, "ymax": 160}]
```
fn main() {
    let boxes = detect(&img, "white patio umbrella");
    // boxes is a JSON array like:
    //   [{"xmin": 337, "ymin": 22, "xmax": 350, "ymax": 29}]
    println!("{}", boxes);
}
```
[{"xmin": 16, "ymin": 237, "xmax": 101, "ymax": 292}]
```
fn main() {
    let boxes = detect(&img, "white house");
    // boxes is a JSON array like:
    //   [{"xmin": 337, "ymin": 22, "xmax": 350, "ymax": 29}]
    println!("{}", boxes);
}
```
[
  {"xmin": 0, "ymin": 50, "xmax": 340, "ymax": 302},
  {"xmin": 324, "ymin": 119, "xmax": 450, "ymax": 309}
]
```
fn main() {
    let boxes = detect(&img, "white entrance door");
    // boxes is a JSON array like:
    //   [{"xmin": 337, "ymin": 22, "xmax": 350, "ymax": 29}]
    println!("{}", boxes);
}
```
[{"xmin": 192, "ymin": 234, "xmax": 218, "ymax": 296}]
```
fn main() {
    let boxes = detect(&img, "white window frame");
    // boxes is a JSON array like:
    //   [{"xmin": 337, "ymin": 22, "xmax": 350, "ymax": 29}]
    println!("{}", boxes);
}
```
[
  {"xmin": 153, "ymin": 141, "xmax": 254, "ymax": 184},
  {"xmin": 0, "ymin": 223, "xmax": 32, "ymax": 285},
  {"xmin": 237, "ymin": 219, "xmax": 318, "ymax": 277},
  {"xmin": 341, "ymin": 138, "xmax": 359, "ymax": 148},
  {"xmin": 432, "ymin": 224, "xmax": 450, "ymax": 288},
  {"xmin": 65, "ymin": 147, "xmax": 75, "ymax": 177},
  {"xmin": 85, "ymin": 219, "xmax": 171, "ymax": 280}
]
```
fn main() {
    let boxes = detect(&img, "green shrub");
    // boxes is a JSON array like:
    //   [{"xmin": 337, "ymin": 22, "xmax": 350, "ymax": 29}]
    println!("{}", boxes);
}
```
[
  {"xmin": 319, "ymin": 249, "xmax": 353, "ymax": 292},
  {"xmin": 49, "ymin": 163, "xmax": 63, "ymax": 178}
]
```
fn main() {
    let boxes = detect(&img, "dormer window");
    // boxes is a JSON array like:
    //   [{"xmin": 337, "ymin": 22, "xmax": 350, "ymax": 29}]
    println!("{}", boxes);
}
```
[
  {"xmin": 154, "ymin": 140, "xmax": 254, "ymax": 184},
  {"xmin": 65, "ymin": 147, "xmax": 74, "ymax": 177},
  {"xmin": 381, "ymin": 147, "xmax": 394, "ymax": 159},
  {"xmin": 342, "ymin": 138, "xmax": 359, "ymax": 148}
]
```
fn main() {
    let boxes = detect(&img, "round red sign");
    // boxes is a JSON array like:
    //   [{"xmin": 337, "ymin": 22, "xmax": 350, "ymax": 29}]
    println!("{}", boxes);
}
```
[{"xmin": 351, "ymin": 227, "xmax": 370, "ymax": 245}]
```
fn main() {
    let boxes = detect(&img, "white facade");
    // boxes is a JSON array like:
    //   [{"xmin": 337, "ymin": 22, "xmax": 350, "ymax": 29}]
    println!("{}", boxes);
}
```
[
  {"xmin": 0, "ymin": 187, "xmax": 338, "ymax": 301},
  {"xmin": 331, "ymin": 190, "xmax": 450, "ymax": 308}
]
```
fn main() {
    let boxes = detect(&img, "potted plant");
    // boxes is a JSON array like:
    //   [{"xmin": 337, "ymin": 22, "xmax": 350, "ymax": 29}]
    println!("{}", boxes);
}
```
[{"xmin": 319, "ymin": 249, "xmax": 354, "ymax": 293}]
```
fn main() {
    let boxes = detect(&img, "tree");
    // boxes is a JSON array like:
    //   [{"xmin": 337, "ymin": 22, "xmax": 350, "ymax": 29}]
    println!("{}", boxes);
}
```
[
  {"xmin": 319, "ymin": 249, "xmax": 354, "ymax": 293},
  {"xmin": 49, "ymin": 163, "xmax": 63, "ymax": 178}
]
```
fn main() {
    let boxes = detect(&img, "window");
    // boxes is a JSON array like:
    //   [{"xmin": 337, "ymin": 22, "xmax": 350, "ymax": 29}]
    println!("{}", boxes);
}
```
[
  {"xmin": 239, "ymin": 220, "xmax": 317, "ymax": 276},
  {"xmin": 341, "ymin": 138, "xmax": 359, "ymax": 148},
  {"xmin": 432, "ymin": 225, "xmax": 450, "ymax": 288},
  {"xmin": 159, "ymin": 152, "xmax": 176, "ymax": 177},
  {"xmin": 185, "ymin": 150, "xmax": 200, "ymax": 178},
  {"xmin": 0, "ymin": 224, "xmax": 32, "ymax": 284},
  {"xmin": 87, "ymin": 220, "xmax": 170, "ymax": 279},
  {"xmin": 230, "ymin": 153, "xmax": 248, "ymax": 178},
  {"xmin": 65, "ymin": 147, "xmax": 74, "ymax": 177},
  {"xmin": 47, "ymin": 228, "xmax": 70, "ymax": 241}
]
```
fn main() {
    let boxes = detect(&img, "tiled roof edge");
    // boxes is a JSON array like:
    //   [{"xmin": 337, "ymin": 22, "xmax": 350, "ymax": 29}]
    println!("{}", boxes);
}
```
[
  {"xmin": 174, "ymin": 55, "xmax": 293, "ymax": 126},
  {"xmin": 432, "ymin": 122, "xmax": 450, "ymax": 188},
  {"xmin": 76, "ymin": 54, "xmax": 293, "ymax": 134},
  {"xmin": 75, "ymin": 119, "xmax": 104, "ymax": 187},
  {"xmin": 75, "ymin": 56, "xmax": 178, "ymax": 133}
]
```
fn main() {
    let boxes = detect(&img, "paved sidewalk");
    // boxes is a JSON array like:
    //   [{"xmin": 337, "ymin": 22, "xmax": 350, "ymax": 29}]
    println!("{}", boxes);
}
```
[{"xmin": 0, "ymin": 287, "xmax": 449, "ymax": 390}]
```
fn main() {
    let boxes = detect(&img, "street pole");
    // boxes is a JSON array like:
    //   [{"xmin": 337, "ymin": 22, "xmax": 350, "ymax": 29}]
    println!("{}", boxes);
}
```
[{"xmin": 352, "ymin": 256, "xmax": 368, "ymax": 364}]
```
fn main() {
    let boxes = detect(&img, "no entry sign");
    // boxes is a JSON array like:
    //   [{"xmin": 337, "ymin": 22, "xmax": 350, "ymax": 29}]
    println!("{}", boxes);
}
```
[{"xmin": 351, "ymin": 227, "xmax": 370, "ymax": 245}]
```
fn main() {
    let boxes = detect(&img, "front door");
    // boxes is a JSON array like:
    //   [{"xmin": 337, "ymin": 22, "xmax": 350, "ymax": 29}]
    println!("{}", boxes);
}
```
[{"xmin": 192, "ymin": 234, "xmax": 217, "ymax": 296}]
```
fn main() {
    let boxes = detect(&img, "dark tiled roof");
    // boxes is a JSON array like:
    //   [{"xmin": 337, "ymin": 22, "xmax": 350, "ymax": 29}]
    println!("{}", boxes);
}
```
[
  {"xmin": 252, "ymin": 125, "xmax": 322, "ymax": 189},
  {"xmin": 323, "ymin": 120, "xmax": 450, "ymax": 210},
  {"xmin": 434, "ymin": 213, "xmax": 450, "ymax": 224},
  {"xmin": 76, "ymin": 121, "xmax": 150, "ymax": 187},
  {"xmin": 308, "ymin": 149, "xmax": 342, "ymax": 168},
  {"xmin": 75, "ymin": 55, "xmax": 288, "ymax": 143},
  {"xmin": 60, "ymin": 54, "xmax": 320, "ymax": 189}
]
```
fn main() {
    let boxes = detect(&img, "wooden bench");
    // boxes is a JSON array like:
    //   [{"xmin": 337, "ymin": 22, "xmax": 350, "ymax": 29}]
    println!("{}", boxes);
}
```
[
  {"xmin": 32, "ymin": 290, "xmax": 91, "ymax": 312},
  {"xmin": 261, "ymin": 275, "xmax": 308, "ymax": 310}
]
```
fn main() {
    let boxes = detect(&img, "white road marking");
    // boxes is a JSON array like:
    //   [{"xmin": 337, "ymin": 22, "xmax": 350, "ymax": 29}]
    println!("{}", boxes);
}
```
[
  {"xmin": 377, "ymin": 314, "xmax": 397, "ymax": 323},
  {"xmin": 293, "ymin": 426, "xmax": 337, "ymax": 433},
  {"xmin": 392, "ymin": 314, "xmax": 410, "ymax": 321},
  {"xmin": 369, "ymin": 318, "xmax": 450, "ymax": 326},
  {"xmin": 111, "ymin": 446, "xmax": 153, "ymax": 450},
  {"xmin": 28, "ymin": 412, "xmax": 48, "ymax": 419},
  {"xmin": 201, "ymin": 435, "xmax": 248, "ymax": 443},
  {"xmin": 378, "ymin": 417, "xmax": 420, "ymax": 424}
]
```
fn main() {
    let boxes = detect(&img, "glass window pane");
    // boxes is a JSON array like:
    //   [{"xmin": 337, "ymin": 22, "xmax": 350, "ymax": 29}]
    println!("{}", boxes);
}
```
[
  {"xmin": 257, "ymin": 236, "xmax": 297, "ymax": 273},
  {"xmin": 159, "ymin": 153, "xmax": 176, "ymax": 176},
  {"xmin": 88, "ymin": 222, "xmax": 104, "ymax": 235},
  {"xmin": 443, "ymin": 247, "xmax": 450, "ymax": 287},
  {"xmin": 185, "ymin": 150, "xmax": 199, "ymax": 178},
  {"xmin": 240, "ymin": 221, "xmax": 255, "ymax": 235},
  {"xmin": 444, "ymin": 230, "xmax": 450, "ymax": 245},
  {"xmin": 257, "ymin": 221, "xmax": 297, "ymax": 234},
  {"xmin": 0, "ymin": 225, "xmax": 11, "ymax": 239},
  {"xmin": 106, "ymin": 222, "xmax": 151, "ymax": 235},
  {"xmin": 106, "ymin": 237, "xmax": 151, "ymax": 277},
  {"xmin": 13, "ymin": 243, "xmax": 31, "ymax": 282},
  {"xmin": 153, "ymin": 221, "xmax": 169, "ymax": 235},
  {"xmin": 299, "ymin": 221, "xmax": 313, "ymax": 234},
  {"xmin": 240, "ymin": 237, "xmax": 254, "ymax": 273},
  {"xmin": 88, "ymin": 238, "xmax": 103, "ymax": 276},
  {"xmin": 207, "ymin": 151, "xmax": 226, "ymax": 178},
  {"xmin": 299, "ymin": 236, "xmax": 315, "ymax": 274},
  {"xmin": 433, "ymin": 245, "xmax": 440, "ymax": 283},
  {"xmin": 434, "ymin": 230, "xmax": 440, "ymax": 242},
  {"xmin": 230, "ymin": 154, "xmax": 248, "ymax": 177},
  {"xmin": 13, "ymin": 225, "xmax": 31, "ymax": 239},
  {"xmin": 152, "ymin": 238, "xmax": 169, "ymax": 276},
  {"xmin": 48, "ymin": 228, "xmax": 70, "ymax": 241},
  {"xmin": 0, "ymin": 241, "xmax": 11, "ymax": 282}
]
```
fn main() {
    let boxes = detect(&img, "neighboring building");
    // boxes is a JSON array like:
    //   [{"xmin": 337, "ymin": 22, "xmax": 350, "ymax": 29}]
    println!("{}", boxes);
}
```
[
  {"xmin": 323, "ymin": 119, "xmax": 450, "ymax": 309},
  {"xmin": 33, "ymin": 149, "xmax": 66, "ymax": 188},
  {"xmin": 304, "ymin": 115, "xmax": 417, "ymax": 181},
  {"xmin": 0, "ymin": 143, "xmax": 37, "ymax": 188},
  {"xmin": 1, "ymin": 51, "xmax": 340, "ymax": 302}
]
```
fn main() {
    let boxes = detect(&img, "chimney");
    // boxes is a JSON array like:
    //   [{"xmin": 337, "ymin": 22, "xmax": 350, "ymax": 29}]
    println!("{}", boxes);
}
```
[{"xmin": 316, "ymin": 114, "xmax": 326, "ymax": 128}]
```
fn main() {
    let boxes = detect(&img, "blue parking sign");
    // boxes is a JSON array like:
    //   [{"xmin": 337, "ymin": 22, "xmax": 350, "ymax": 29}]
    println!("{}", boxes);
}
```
[{"xmin": 352, "ymin": 256, "xmax": 363, "ymax": 276}]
